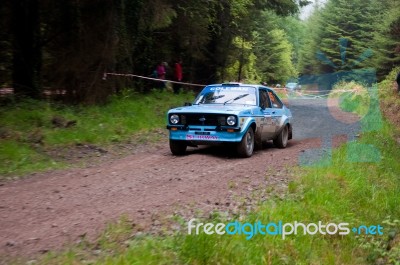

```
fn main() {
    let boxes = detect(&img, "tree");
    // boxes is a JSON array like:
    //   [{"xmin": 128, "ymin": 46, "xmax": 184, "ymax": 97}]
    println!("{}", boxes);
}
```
[
  {"xmin": 3, "ymin": 0, "xmax": 304, "ymax": 103},
  {"xmin": 298, "ymin": 0, "xmax": 399, "ymax": 82},
  {"xmin": 0, "ymin": 1, "xmax": 12, "ymax": 88},
  {"xmin": 254, "ymin": 27, "xmax": 297, "ymax": 84},
  {"xmin": 371, "ymin": 0, "xmax": 400, "ymax": 78},
  {"xmin": 314, "ymin": 0, "xmax": 379, "ymax": 74},
  {"xmin": 11, "ymin": 0, "xmax": 42, "ymax": 98},
  {"xmin": 297, "ymin": 11, "xmax": 321, "ymax": 75},
  {"xmin": 224, "ymin": 37, "xmax": 260, "ymax": 83}
]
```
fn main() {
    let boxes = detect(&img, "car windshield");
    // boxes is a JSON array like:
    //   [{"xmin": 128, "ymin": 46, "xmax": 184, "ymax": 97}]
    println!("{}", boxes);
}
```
[{"xmin": 194, "ymin": 86, "xmax": 257, "ymax": 105}]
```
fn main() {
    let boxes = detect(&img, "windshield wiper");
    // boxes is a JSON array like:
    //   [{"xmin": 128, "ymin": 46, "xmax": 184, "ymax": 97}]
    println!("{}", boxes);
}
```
[
  {"xmin": 223, "ymin": 94, "xmax": 249, "ymax": 105},
  {"xmin": 199, "ymin": 94, "xmax": 225, "ymax": 104}
]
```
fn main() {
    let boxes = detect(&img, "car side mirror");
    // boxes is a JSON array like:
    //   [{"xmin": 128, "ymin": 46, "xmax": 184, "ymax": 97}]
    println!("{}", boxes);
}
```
[{"xmin": 184, "ymin": 102, "xmax": 192, "ymax": 106}]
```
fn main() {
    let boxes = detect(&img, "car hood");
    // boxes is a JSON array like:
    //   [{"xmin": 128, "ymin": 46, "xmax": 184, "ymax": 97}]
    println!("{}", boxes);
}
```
[{"xmin": 168, "ymin": 104, "xmax": 257, "ymax": 115}]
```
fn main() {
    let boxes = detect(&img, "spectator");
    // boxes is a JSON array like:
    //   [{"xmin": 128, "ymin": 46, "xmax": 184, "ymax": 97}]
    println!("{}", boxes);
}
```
[
  {"xmin": 156, "ymin": 62, "xmax": 166, "ymax": 90},
  {"xmin": 156, "ymin": 62, "xmax": 166, "ymax": 79},
  {"xmin": 173, "ymin": 59, "xmax": 183, "ymax": 94}
]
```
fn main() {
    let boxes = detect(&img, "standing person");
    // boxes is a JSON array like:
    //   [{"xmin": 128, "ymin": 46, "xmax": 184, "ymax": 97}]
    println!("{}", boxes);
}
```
[
  {"xmin": 173, "ymin": 59, "xmax": 183, "ymax": 94},
  {"xmin": 156, "ymin": 62, "xmax": 166, "ymax": 90},
  {"xmin": 396, "ymin": 71, "xmax": 400, "ymax": 94},
  {"xmin": 156, "ymin": 62, "xmax": 166, "ymax": 79}
]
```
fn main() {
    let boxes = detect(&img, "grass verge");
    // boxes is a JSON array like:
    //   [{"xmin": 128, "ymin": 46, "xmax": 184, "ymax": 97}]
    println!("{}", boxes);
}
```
[{"xmin": 0, "ymin": 90, "xmax": 194, "ymax": 177}]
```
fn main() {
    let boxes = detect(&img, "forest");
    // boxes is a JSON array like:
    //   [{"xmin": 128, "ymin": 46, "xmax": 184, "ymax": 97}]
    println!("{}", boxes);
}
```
[
  {"xmin": 0, "ymin": 0, "xmax": 399, "ymax": 104},
  {"xmin": 1, "ymin": 1, "xmax": 400, "ymax": 263}
]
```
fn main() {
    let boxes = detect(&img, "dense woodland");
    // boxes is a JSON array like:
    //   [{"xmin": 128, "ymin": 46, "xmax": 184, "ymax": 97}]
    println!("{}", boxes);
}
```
[{"xmin": 0, "ymin": 0, "xmax": 399, "ymax": 104}]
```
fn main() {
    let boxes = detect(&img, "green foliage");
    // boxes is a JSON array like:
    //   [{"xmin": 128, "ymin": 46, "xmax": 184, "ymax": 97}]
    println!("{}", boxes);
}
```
[
  {"xmin": 379, "ymin": 67, "xmax": 400, "ymax": 119},
  {"xmin": 330, "ymin": 81, "xmax": 371, "ymax": 117},
  {"xmin": 0, "ymin": 90, "xmax": 194, "ymax": 176},
  {"xmin": 325, "ymin": 0, "xmax": 380, "ymax": 69},
  {"xmin": 300, "ymin": 0, "xmax": 377, "ymax": 74},
  {"xmin": 297, "ymin": 7, "xmax": 323, "ymax": 75},
  {"xmin": 254, "ymin": 24, "xmax": 298, "ymax": 84},
  {"xmin": 371, "ymin": 0, "xmax": 400, "ymax": 78},
  {"xmin": 0, "ymin": 140, "xmax": 63, "ymax": 176},
  {"xmin": 223, "ymin": 37, "xmax": 260, "ymax": 83},
  {"xmin": 358, "ymin": 217, "xmax": 400, "ymax": 264},
  {"xmin": 298, "ymin": 0, "xmax": 399, "ymax": 79},
  {"xmin": 276, "ymin": 15, "xmax": 307, "ymax": 67},
  {"xmin": 255, "ymin": 0, "xmax": 300, "ymax": 16},
  {"xmin": 3, "ymin": 0, "xmax": 304, "ymax": 102}
]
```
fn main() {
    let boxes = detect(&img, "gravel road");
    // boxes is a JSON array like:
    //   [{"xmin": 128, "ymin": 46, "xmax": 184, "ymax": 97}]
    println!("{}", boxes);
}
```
[
  {"xmin": 290, "ymin": 98, "xmax": 361, "ymax": 141},
  {"xmin": 0, "ymin": 98, "xmax": 361, "ymax": 258}
]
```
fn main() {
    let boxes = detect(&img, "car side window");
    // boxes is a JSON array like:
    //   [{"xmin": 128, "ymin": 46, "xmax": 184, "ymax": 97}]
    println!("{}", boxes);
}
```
[
  {"xmin": 259, "ymin": 90, "xmax": 271, "ymax": 109},
  {"xmin": 268, "ymin": 91, "xmax": 283, "ymax": 109}
]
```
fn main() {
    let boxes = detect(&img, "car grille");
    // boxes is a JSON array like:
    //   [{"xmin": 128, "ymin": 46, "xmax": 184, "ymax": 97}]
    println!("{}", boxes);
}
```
[{"xmin": 180, "ymin": 114, "xmax": 226, "ymax": 126}]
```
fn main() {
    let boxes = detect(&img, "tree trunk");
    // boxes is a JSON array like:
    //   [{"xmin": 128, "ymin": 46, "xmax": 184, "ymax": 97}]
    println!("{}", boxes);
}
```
[{"xmin": 11, "ymin": 0, "xmax": 41, "ymax": 99}]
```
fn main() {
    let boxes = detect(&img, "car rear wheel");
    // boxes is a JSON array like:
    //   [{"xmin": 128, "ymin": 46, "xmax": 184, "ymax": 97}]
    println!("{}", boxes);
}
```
[
  {"xmin": 169, "ymin": 140, "xmax": 187, "ymax": 155},
  {"xmin": 237, "ymin": 127, "xmax": 254, "ymax": 157},
  {"xmin": 274, "ymin": 125, "xmax": 289, "ymax": 148}
]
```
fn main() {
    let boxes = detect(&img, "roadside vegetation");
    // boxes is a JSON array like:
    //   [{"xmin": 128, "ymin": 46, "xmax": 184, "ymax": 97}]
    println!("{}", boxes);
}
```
[
  {"xmin": 379, "ymin": 67, "xmax": 400, "ymax": 128},
  {"xmin": 330, "ymin": 80, "xmax": 372, "ymax": 117},
  {"xmin": 0, "ymin": 90, "xmax": 194, "ymax": 177},
  {"xmin": 34, "ymin": 72, "xmax": 400, "ymax": 265}
]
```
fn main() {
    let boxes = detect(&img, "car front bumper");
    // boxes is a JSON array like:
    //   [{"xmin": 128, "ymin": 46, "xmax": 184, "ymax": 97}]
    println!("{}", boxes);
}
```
[{"xmin": 167, "ymin": 125, "xmax": 244, "ymax": 143}]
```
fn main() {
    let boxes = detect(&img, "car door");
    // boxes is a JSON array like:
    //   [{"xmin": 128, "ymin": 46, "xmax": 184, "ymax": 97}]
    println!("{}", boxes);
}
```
[
  {"xmin": 267, "ymin": 89, "xmax": 284, "ymax": 135},
  {"xmin": 259, "ymin": 89, "xmax": 276, "ymax": 139}
]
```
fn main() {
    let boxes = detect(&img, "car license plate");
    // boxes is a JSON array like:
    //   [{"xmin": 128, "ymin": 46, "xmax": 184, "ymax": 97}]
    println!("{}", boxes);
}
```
[{"xmin": 186, "ymin": 134, "xmax": 219, "ymax": 141}]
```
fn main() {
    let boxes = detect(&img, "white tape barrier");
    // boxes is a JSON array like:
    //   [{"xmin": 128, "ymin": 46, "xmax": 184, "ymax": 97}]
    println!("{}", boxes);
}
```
[
  {"xmin": 103, "ymin": 72, "xmax": 205, "ymax": 87},
  {"xmin": 102, "ymin": 72, "xmax": 374, "ymax": 99},
  {"xmin": 292, "ymin": 89, "xmax": 363, "ymax": 99}
]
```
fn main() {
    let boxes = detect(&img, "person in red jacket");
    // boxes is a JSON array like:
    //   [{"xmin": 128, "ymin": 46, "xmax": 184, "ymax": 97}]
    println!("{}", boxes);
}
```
[{"xmin": 173, "ymin": 59, "xmax": 183, "ymax": 94}]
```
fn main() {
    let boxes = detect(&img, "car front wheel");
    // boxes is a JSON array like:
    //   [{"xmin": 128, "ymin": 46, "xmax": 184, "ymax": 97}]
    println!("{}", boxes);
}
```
[
  {"xmin": 169, "ymin": 140, "xmax": 187, "ymax": 155},
  {"xmin": 237, "ymin": 127, "xmax": 254, "ymax": 158},
  {"xmin": 274, "ymin": 125, "xmax": 289, "ymax": 148}
]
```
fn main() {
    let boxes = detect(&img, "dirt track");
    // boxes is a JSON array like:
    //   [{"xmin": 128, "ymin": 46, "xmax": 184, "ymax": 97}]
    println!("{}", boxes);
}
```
[{"xmin": 0, "ymin": 99, "xmax": 361, "ymax": 258}]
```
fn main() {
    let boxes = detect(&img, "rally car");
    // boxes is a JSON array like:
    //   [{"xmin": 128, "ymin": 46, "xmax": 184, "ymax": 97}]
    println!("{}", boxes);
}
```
[{"xmin": 166, "ymin": 83, "xmax": 293, "ymax": 157}]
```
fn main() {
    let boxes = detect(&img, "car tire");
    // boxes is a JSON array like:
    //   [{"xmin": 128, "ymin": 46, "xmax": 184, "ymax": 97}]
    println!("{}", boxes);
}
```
[
  {"xmin": 169, "ymin": 140, "xmax": 187, "ymax": 155},
  {"xmin": 237, "ymin": 127, "xmax": 254, "ymax": 158},
  {"xmin": 274, "ymin": 125, "xmax": 289, "ymax": 148}
]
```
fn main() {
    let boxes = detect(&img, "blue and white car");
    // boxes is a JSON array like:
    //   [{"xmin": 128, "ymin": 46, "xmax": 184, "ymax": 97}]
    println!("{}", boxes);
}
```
[
  {"xmin": 285, "ymin": 82, "xmax": 301, "ymax": 91},
  {"xmin": 166, "ymin": 83, "xmax": 293, "ymax": 157}
]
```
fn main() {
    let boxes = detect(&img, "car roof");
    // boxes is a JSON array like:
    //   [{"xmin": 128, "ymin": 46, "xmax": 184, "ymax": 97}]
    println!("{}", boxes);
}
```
[{"xmin": 205, "ymin": 83, "xmax": 277, "ymax": 92}]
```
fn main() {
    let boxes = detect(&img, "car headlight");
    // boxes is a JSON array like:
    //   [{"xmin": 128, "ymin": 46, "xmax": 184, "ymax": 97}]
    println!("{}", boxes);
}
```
[
  {"xmin": 170, "ymin": 114, "xmax": 180, "ymax": 124},
  {"xmin": 227, "ymin": 116, "xmax": 236, "ymax": 126}
]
